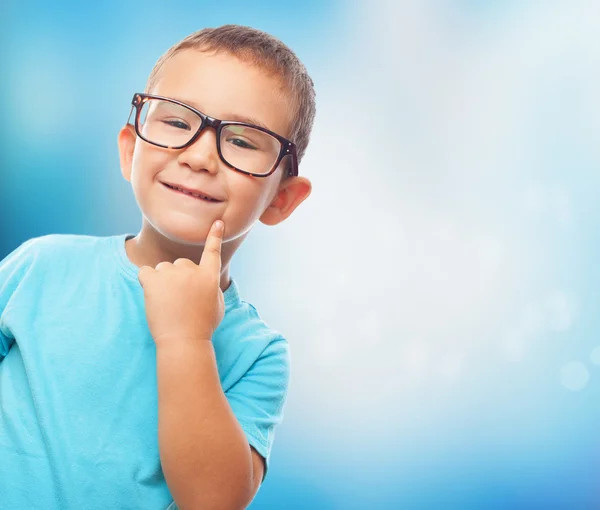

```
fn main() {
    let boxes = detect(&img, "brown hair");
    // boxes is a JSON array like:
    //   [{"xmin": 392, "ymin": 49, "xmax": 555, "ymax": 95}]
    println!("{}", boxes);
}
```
[{"xmin": 145, "ymin": 25, "xmax": 316, "ymax": 166}]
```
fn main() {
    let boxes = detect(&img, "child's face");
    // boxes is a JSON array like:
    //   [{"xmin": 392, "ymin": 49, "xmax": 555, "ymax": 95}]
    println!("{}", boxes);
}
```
[{"xmin": 120, "ymin": 49, "xmax": 296, "ymax": 246}]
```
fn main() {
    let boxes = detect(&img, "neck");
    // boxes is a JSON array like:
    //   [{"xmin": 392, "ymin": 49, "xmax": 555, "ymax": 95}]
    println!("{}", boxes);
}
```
[{"xmin": 125, "ymin": 221, "xmax": 246, "ymax": 292}]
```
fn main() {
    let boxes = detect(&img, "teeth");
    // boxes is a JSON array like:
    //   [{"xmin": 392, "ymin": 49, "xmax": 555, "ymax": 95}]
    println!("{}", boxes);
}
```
[{"xmin": 169, "ymin": 184, "xmax": 215, "ymax": 201}]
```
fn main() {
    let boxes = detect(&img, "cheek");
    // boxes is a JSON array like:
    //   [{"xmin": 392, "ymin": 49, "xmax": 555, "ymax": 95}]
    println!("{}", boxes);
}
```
[
  {"xmin": 130, "ymin": 149, "xmax": 168, "ymax": 188},
  {"xmin": 129, "ymin": 155, "xmax": 156, "ymax": 211},
  {"xmin": 236, "ymin": 169, "xmax": 280, "ymax": 196},
  {"xmin": 232, "ymin": 179, "xmax": 276, "ymax": 215}
]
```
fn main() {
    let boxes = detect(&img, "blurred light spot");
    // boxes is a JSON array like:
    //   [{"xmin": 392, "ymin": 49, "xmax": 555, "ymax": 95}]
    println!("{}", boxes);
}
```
[
  {"xmin": 333, "ymin": 264, "xmax": 351, "ymax": 287},
  {"xmin": 438, "ymin": 354, "xmax": 463, "ymax": 382},
  {"xmin": 522, "ymin": 188, "xmax": 573, "ymax": 227},
  {"xmin": 476, "ymin": 235, "xmax": 506, "ymax": 272},
  {"xmin": 545, "ymin": 291, "xmax": 573, "ymax": 331},
  {"xmin": 523, "ymin": 186, "xmax": 544, "ymax": 216},
  {"xmin": 314, "ymin": 328, "xmax": 341, "ymax": 367},
  {"xmin": 590, "ymin": 346, "xmax": 600, "ymax": 366},
  {"xmin": 432, "ymin": 220, "xmax": 456, "ymax": 242},
  {"xmin": 522, "ymin": 302, "xmax": 545, "ymax": 333},
  {"xmin": 559, "ymin": 362, "xmax": 590, "ymax": 392},
  {"xmin": 399, "ymin": 340, "xmax": 431, "ymax": 382},
  {"xmin": 503, "ymin": 330, "xmax": 527, "ymax": 363},
  {"xmin": 552, "ymin": 190, "xmax": 572, "ymax": 227},
  {"xmin": 355, "ymin": 311, "xmax": 383, "ymax": 351}
]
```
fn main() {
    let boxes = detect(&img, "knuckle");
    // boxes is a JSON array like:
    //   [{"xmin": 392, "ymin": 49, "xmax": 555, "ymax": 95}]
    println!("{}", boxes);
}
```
[
  {"xmin": 173, "ymin": 258, "xmax": 194, "ymax": 267},
  {"xmin": 137, "ymin": 266, "xmax": 152, "ymax": 284}
]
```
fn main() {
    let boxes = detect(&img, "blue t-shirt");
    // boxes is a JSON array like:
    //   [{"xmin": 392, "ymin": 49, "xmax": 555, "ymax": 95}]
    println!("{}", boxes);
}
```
[{"xmin": 0, "ymin": 234, "xmax": 290, "ymax": 509}]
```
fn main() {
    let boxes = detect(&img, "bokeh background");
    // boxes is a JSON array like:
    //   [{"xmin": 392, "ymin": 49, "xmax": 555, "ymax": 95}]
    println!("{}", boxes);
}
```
[{"xmin": 2, "ymin": 1, "xmax": 600, "ymax": 508}]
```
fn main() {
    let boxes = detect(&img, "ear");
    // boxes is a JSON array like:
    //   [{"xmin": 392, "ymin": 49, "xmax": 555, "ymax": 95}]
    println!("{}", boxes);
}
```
[
  {"xmin": 260, "ymin": 176, "xmax": 312, "ymax": 226},
  {"xmin": 118, "ymin": 124, "xmax": 136, "ymax": 182}
]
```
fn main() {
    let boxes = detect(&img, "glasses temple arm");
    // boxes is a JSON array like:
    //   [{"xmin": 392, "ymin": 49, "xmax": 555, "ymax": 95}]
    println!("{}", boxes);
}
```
[{"xmin": 126, "ymin": 105, "xmax": 135, "ymax": 125}]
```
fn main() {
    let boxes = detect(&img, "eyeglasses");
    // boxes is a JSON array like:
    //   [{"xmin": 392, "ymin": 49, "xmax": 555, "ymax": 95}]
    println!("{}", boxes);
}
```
[{"xmin": 127, "ymin": 93, "xmax": 298, "ymax": 178}]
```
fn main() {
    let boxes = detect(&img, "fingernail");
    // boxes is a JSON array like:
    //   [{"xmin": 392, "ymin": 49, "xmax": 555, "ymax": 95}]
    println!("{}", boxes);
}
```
[{"xmin": 215, "ymin": 220, "xmax": 224, "ymax": 230}]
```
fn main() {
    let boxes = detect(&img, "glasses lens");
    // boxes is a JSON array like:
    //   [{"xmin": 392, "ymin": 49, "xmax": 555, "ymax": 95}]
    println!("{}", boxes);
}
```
[
  {"xmin": 220, "ymin": 124, "xmax": 281, "ymax": 176},
  {"xmin": 138, "ymin": 99, "xmax": 201, "ymax": 148}
]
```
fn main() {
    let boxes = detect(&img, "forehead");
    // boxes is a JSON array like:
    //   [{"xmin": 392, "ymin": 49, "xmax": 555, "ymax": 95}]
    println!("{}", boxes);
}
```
[{"xmin": 151, "ymin": 49, "xmax": 292, "ymax": 137}]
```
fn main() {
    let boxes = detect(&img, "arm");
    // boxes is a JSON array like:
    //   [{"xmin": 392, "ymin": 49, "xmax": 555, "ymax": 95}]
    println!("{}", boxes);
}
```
[
  {"xmin": 156, "ymin": 339, "xmax": 264, "ymax": 510},
  {"xmin": 138, "ymin": 221, "xmax": 265, "ymax": 509}
]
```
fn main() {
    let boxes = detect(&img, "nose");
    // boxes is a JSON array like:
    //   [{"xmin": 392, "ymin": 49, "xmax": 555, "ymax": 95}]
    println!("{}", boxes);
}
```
[{"xmin": 177, "ymin": 125, "xmax": 221, "ymax": 174}]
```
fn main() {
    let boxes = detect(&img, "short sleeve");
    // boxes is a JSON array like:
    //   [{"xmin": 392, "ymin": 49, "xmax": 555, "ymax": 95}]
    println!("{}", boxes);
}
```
[
  {"xmin": 225, "ymin": 337, "xmax": 290, "ymax": 476},
  {"xmin": 0, "ymin": 239, "xmax": 37, "ymax": 360}
]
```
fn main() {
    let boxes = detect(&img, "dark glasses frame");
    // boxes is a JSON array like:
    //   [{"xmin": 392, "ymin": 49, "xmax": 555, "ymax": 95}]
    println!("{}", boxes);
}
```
[{"xmin": 127, "ymin": 93, "xmax": 298, "ymax": 178}]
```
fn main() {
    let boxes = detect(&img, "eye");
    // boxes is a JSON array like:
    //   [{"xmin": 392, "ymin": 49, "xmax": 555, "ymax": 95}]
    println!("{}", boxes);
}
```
[
  {"xmin": 227, "ymin": 137, "xmax": 258, "ymax": 150},
  {"xmin": 162, "ymin": 119, "xmax": 191, "ymax": 131}
]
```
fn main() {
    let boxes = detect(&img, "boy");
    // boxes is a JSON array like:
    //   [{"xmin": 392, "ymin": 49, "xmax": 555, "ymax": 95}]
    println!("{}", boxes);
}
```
[{"xmin": 0, "ymin": 25, "xmax": 315, "ymax": 509}]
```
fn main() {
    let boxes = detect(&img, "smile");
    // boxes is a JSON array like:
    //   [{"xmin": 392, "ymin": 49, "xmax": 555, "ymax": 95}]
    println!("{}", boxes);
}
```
[{"xmin": 161, "ymin": 182, "xmax": 223, "ymax": 202}]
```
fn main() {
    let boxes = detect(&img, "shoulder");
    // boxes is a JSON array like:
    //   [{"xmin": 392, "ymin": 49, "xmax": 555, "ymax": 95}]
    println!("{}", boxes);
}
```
[
  {"xmin": 3, "ymin": 234, "xmax": 102, "ymax": 256},
  {"xmin": 15, "ymin": 234, "xmax": 117, "ymax": 264},
  {"xmin": 26, "ymin": 233, "xmax": 108, "ymax": 253},
  {"xmin": 0, "ymin": 235, "xmax": 105, "ymax": 313},
  {"xmin": 223, "ymin": 292, "xmax": 289, "ymax": 356},
  {"xmin": 215, "ymin": 286, "xmax": 290, "ymax": 388},
  {"xmin": 0, "ymin": 235, "xmax": 63, "ymax": 276},
  {"xmin": 1, "ymin": 234, "xmax": 119, "ymax": 288}
]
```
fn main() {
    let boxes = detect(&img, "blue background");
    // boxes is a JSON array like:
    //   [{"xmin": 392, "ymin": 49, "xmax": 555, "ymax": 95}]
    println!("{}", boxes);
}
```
[{"xmin": 2, "ymin": 1, "xmax": 600, "ymax": 509}]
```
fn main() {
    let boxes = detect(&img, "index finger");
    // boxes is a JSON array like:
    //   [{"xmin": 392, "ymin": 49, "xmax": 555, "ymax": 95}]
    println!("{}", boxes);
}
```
[{"xmin": 199, "ymin": 220, "xmax": 224, "ymax": 273}]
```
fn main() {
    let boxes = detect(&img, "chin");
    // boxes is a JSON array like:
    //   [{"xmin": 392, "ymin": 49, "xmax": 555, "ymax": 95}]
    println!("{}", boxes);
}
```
[
  {"xmin": 148, "ymin": 217, "xmax": 212, "ymax": 246},
  {"xmin": 146, "ymin": 209, "xmax": 256, "ymax": 246}
]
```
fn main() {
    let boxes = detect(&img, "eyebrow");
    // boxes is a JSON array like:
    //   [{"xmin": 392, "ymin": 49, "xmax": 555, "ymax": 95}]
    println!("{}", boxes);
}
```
[
  {"xmin": 172, "ymin": 96, "xmax": 271, "ymax": 131},
  {"xmin": 221, "ymin": 113, "xmax": 271, "ymax": 131}
]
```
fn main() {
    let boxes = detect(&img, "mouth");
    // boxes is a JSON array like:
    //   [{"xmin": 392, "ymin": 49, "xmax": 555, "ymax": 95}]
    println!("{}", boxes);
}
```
[{"xmin": 161, "ymin": 182, "xmax": 223, "ymax": 203}]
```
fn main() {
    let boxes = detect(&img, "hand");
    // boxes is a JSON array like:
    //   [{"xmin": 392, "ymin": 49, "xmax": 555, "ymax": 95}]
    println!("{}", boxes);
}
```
[{"xmin": 138, "ymin": 220, "xmax": 225, "ymax": 346}]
